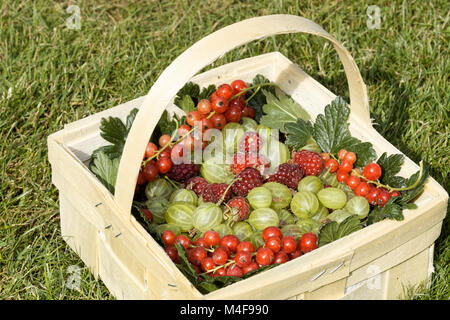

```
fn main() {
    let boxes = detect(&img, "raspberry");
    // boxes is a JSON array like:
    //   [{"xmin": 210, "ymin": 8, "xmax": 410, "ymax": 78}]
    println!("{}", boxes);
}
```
[
  {"xmin": 224, "ymin": 196, "xmax": 251, "ymax": 222},
  {"xmin": 166, "ymin": 163, "xmax": 200, "ymax": 183},
  {"xmin": 185, "ymin": 176, "xmax": 209, "ymax": 196},
  {"xmin": 292, "ymin": 150, "xmax": 324, "ymax": 176},
  {"xmin": 201, "ymin": 183, "xmax": 232, "ymax": 203},
  {"xmin": 231, "ymin": 167, "xmax": 263, "ymax": 197},
  {"xmin": 238, "ymin": 132, "xmax": 262, "ymax": 153},
  {"xmin": 266, "ymin": 163, "xmax": 304, "ymax": 189},
  {"xmin": 231, "ymin": 152, "xmax": 270, "ymax": 175}
]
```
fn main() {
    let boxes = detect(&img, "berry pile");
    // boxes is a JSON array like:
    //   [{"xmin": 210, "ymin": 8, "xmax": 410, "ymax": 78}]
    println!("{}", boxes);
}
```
[
  {"xmin": 161, "ymin": 226, "xmax": 318, "ymax": 277},
  {"xmin": 125, "ymin": 77, "xmax": 419, "ymax": 292}
]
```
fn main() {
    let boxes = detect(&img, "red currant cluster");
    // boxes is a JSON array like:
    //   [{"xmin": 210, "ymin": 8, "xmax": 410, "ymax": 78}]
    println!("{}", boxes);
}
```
[
  {"xmin": 322, "ymin": 149, "xmax": 401, "ymax": 207},
  {"xmin": 137, "ymin": 136, "xmax": 175, "ymax": 186},
  {"xmin": 185, "ymin": 80, "xmax": 256, "ymax": 133},
  {"xmin": 161, "ymin": 226, "xmax": 318, "ymax": 278}
]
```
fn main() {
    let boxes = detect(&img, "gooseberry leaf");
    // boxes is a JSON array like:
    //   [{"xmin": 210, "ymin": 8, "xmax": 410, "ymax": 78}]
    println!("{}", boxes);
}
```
[
  {"xmin": 260, "ymin": 89, "xmax": 310, "ymax": 132},
  {"xmin": 318, "ymin": 215, "xmax": 362, "ymax": 247},
  {"xmin": 90, "ymin": 151, "xmax": 120, "ymax": 194},
  {"xmin": 284, "ymin": 119, "xmax": 314, "ymax": 149}
]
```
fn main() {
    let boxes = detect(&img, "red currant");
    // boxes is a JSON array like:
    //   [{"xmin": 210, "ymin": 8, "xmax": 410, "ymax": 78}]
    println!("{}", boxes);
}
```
[
  {"xmin": 210, "ymin": 113, "xmax": 227, "ymax": 129},
  {"xmin": 141, "ymin": 208, "xmax": 153, "ymax": 222},
  {"xmin": 354, "ymin": 182, "xmax": 370, "ymax": 197},
  {"xmin": 194, "ymin": 237, "xmax": 208, "ymax": 248},
  {"xmin": 231, "ymin": 79, "xmax": 247, "ymax": 95},
  {"xmin": 216, "ymin": 84, "xmax": 234, "ymax": 100},
  {"xmin": 165, "ymin": 246, "xmax": 179, "ymax": 263},
  {"xmin": 265, "ymin": 236, "xmax": 282, "ymax": 253},
  {"xmin": 161, "ymin": 230, "xmax": 177, "ymax": 247},
  {"xmin": 262, "ymin": 226, "xmax": 282, "ymax": 242},
  {"xmin": 255, "ymin": 247, "xmax": 274, "ymax": 266},
  {"xmin": 175, "ymin": 235, "xmax": 191, "ymax": 250},
  {"xmin": 158, "ymin": 134, "xmax": 172, "ymax": 148},
  {"xmin": 273, "ymin": 251, "xmax": 289, "ymax": 264},
  {"xmin": 186, "ymin": 110, "xmax": 202, "ymax": 126},
  {"xmin": 281, "ymin": 236, "xmax": 297, "ymax": 254},
  {"xmin": 177, "ymin": 124, "xmax": 191, "ymax": 137},
  {"xmin": 242, "ymin": 262, "xmax": 259, "ymax": 275},
  {"xmin": 363, "ymin": 163, "xmax": 382, "ymax": 181},
  {"xmin": 289, "ymin": 249, "xmax": 303, "ymax": 260},
  {"xmin": 212, "ymin": 247, "xmax": 228, "ymax": 265},
  {"xmin": 156, "ymin": 157, "xmax": 172, "ymax": 174},
  {"xmin": 225, "ymin": 106, "xmax": 242, "ymax": 123},
  {"xmin": 142, "ymin": 161, "xmax": 158, "ymax": 181},
  {"xmin": 339, "ymin": 160, "xmax": 353, "ymax": 173},
  {"xmin": 229, "ymin": 97, "xmax": 246, "ymax": 110},
  {"xmin": 344, "ymin": 151, "xmax": 356, "ymax": 164},
  {"xmin": 299, "ymin": 232, "xmax": 318, "ymax": 253},
  {"xmin": 377, "ymin": 190, "xmax": 391, "ymax": 207},
  {"xmin": 236, "ymin": 241, "xmax": 255, "ymax": 253},
  {"xmin": 338, "ymin": 149, "xmax": 348, "ymax": 161},
  {"xmin": 324, "ymin": 158, "xmax": 339, "ymax": 173},
  {"xmin": 210, "ymin": 95, "xmax": 228, "ymax": 114},
  {"xmin": 346, "ymin": 175, "xmax": 361, "ymax": 190},
  {"xmin": 234, "ymin": 251, "xmax": 252, "ymax": 268},
  {"xmin": 188, "ymin": 247, "xmax": 207, "ymax": 265},
  {"xmin": 201, "ymin": 257, "xmax": 216, "ymax": 272},
  {"xmin": 197, "ymin": 99, "xmax": 212, "ymax": 115},
  {"xmin": 145, "ymin": 142, "xmax": 158, "ymax": 158},
  {"xmin": 212, "ymin": 267, "xmax": 227, "ymax": 277},
  {"xmin": 226, "ymin": 264, "xmax": 243, "ymax": 277},
  {"xmin": 203, "ymin": 230, "xmax": 221, "ymax": 247},
  {"xmin": 219, "ymin": 235, "xmax": 240, "ymax": 253},
  {"xmin": 366, "ymin": 187, "xmax": 381, "ymax": 205},
  {"xmin": 336, "ymin": 169, "xmax": 350, "ymax": 183}
]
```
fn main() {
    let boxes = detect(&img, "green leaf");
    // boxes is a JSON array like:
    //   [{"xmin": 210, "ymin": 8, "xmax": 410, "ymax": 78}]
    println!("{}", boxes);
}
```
[
  {"xmin": 174, "ymin": 82, "xmax": 200, "ymax": 106},
  {"xmin": 313, "ymin": 97, "xmax": 351, "ymax": 154},
  {"xmin": 260, "ymin": 89, "xmax": 310, "ymax": 132},
  {"xmin": 397, "ymin": 165, "xmax": 429, "ymax": 204},
  {"xmin": 151, "ymin": 110, "xmax": 177, "ymax": 143},
  {"xmin": 125, "ymin": 108, "xmax": 139, "ymax": 131},
  {"xmin": 284, "ymin": 119, "xmax": 314, "ymax": 149},
  {"xmin": 246, "ymin": 75, "xmax": 274, "ymax": 123},
  {"xmin": 90, "ymin": 151, "xmax": 120, "ymax": 194},
  {"xmin": 174, "ymin": 243, "xmax": 201, "ymax": 287},
  {"xmin": 377, "ymin": 152, "xmax": 405, "ymax": 184},
  {"xmin": 367, "ymin": 197, "xmax": 404, "ymax": 224},
  {"xmin": 99, "ymin": 116, "xmax": 128, "ymax": 148},
  {"xmin": 312, "ymin": 97, "xmax": 376, "ymax": 165},
  {"xmin": 198, "ymin": 84, "xmax": 216, "ymax": 100},
  {"xmin": 318, "ymin": 215, "xmax": 362, "ymax": 247},
  {"xmin": 177, "ymin": 95, "xmax": 196, "ymax": 114}
]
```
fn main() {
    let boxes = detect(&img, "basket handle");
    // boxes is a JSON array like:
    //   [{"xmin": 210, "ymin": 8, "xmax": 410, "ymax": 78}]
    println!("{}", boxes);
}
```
[{"xmin": 114, "ymin": 14, "xmax": 371, "ymax": 219}]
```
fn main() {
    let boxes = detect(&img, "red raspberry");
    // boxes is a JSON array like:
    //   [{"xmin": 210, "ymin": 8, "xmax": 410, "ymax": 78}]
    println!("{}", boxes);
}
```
[
  {"xmin": 185, "ymin": 176, "xmax": 209, "ymax": 196},
  {"xmin": 201, "ymin": 183, "xmax": 232, "ymax": 203},
  {"xmin": 266, "ymin": 163, "xmax": 304, "ymax": 189},
  {"xmin": 231, "ymin": 167, "xmax": 264, "ymax": 196},
  {"xmin": 166, "ymin": 163, "xmax": 200, "ymax": 183},
  {"xmin": 231, "ymin": 152, "xmax": 271, "ymax": 175},
  {"xmin": 292, "ymin": 150, "xmax": 324, "ymax": 176},
  {"xmin": 238, "ymin": 132, "xmax": 262, "ymax": 153},
  {"xmin": 224, "ymin": 196, "xmax": 251, "ymax": 222}
]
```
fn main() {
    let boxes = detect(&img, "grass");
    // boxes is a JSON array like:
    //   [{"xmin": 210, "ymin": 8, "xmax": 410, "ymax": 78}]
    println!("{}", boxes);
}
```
[{"xmin": 0, "ymin": 0, "xmax": 448, "ymax": 299}]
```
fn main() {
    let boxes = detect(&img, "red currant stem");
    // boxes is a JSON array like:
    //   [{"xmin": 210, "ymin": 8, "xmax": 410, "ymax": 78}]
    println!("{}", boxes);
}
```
[
  {"xmin": 188, "ymin": 228, "xmax": 198, "ymax": 238},
  {"xmin": 142, "ymin": 123, "xmax": 197, "ymax": 166},
  {"xmin": 244, "ymin": 86, "xmax": 260, "ymax": 104},
  {"xmin": 351, "ymin": 161, "xmax": 424, "ymax": 192},
  {"xmin": 200, "ymin": 259, "xmax": 235, "ymax": 275},
  {"xmin": 206, "ymin": 111, "xmax": 216, "ymax": 119},
  {"xmin": 227, "ymin": 82, "xmax": 279, "ymax": 102},
  {"xmin": 320, "ymin": 166, "xmax": 332, "ymax": 180}
]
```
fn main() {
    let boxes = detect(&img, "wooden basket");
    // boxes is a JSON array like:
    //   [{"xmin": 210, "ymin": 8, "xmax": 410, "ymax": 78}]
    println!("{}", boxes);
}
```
[{"xmin": 47, "ymin": 15, "xmax": 448, "ymax": 300}]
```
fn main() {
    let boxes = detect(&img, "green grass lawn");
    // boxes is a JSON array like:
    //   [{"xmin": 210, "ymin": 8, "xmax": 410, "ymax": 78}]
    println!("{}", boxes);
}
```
[{"xmin": 0, "ymin": 0, "xmax": 448, "ymax": 299}]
